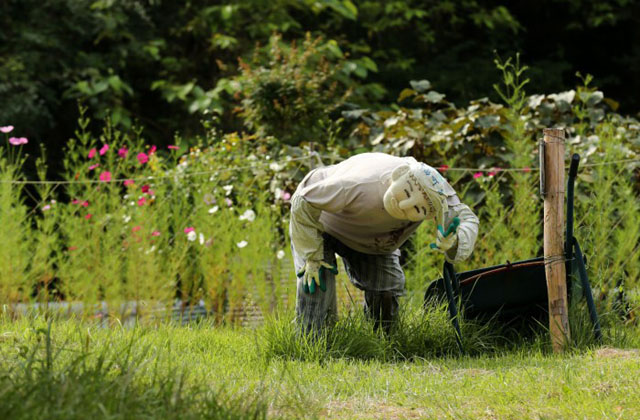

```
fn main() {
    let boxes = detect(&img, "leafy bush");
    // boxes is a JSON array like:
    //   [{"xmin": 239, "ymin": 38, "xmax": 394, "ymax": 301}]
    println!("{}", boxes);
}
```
[{"xmin": 237, "ymin": 33, "xmax": 351, "ymax": 145}]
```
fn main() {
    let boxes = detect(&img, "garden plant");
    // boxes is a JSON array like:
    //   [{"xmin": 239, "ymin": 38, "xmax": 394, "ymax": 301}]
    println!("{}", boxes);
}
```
[{"xmin": 0, "ymin": 47, "xmax": 639, "ymax": 418}]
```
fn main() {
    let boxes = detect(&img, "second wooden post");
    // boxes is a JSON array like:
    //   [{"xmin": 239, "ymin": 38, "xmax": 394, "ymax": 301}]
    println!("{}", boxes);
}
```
[{"xmin": 542, "ymin": 128, "xmax": 571, "ymax": 352}]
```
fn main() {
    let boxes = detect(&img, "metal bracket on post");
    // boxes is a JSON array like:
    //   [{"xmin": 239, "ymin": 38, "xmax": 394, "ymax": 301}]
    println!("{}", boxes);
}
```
[{"xmin": 539, "ymin": 140, "xmax": 546, "ymax": 197}]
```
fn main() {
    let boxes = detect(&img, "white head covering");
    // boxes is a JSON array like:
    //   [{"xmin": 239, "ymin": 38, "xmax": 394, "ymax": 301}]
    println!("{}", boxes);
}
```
[{"xmin": 383, "ymin": 162, "xmax": 450, "ymax": 225}]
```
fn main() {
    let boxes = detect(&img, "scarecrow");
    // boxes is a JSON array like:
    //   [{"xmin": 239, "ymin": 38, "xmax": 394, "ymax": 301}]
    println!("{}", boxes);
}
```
[{"xmin": 290, "ymin": 152, "xmax": 479, "ymax": 333}]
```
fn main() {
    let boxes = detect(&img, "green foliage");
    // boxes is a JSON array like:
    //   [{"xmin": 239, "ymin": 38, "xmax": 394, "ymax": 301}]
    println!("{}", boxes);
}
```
[
  {"xmin": 0, "ymin": 57, "xmax": 638, "ymax": 327},
  {"xmin": 237, "ymin": 33, "xmax": 350, "ymax": 145},
  {"xmin": 3, "ymin": 0, "xmax": 640, "ymax": 163},
  {"xmin": 2, "ymin": 317, "xmax": 640, "ymax": 419},
  {"xmin": 0, "ymin": 319, "xmax": 267, "ymax": 420},
  {"xmin": 262, "ymin": 297, "xmax": 506, "ymax": 362},
  {"xmin": 0, "ymin": 143, "xmax": 30, "ymax": 303},
  {"xmin": 376, "ymin": 61, "xmax": 639, "ymax": 304}
]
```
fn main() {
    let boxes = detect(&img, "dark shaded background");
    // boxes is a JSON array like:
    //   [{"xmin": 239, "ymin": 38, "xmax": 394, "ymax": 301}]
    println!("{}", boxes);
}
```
[{"xmin": 1, "ymin": 0, "xmax": 639, "ymax": 176}]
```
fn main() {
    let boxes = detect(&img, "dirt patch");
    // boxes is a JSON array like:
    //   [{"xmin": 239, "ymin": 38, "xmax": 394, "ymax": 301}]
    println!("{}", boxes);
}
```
[
  {"xmin": 324, "ymin": 399, "xmax": 434, "ymax": 420},
  {"xmin": 594, "ymin": 347, "xmax": 640, "ymax": 359}
]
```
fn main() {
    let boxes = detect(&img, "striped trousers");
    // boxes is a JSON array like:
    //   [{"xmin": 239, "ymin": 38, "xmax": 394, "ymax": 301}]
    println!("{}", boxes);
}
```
[{"xmin": 292, "ymin": 234, "xmax": 406, "ymax": 333}]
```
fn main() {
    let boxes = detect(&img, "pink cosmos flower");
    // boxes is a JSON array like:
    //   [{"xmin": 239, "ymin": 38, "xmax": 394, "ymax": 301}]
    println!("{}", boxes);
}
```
[
  {"xmin": 184, "ymin": 227, "xmax": 195, "ymax": 234},
  {"xmin": 99, "ymin": 144, "xmax": 109, "ymax": 156},
  {"xmin": 82, "ymin": 201, "xmax": 89, "ymax": 207},
  {"xmin": 124, "ymin": 179, "xmax": 134, "ymax": 186},
  {"xmin": 523, "ymin": 167, "xmax": 531, "ymax": 173},
  {"xmin": 88, "ymin": 148, "xmax": 97, "ymax": 158},
  {"xmin": 282, "ymin": 192, "xmax": 291, "ymax": 202},
  {"xmin": 168, "ymin": 145, "xmax": 179, "ymax": 150},
  {"xmin": 99, "ymin": 171, "xmax": 112, "ymax": 182},
  {"xmin": 203, "ymin": 194, "xmax": 216, "ymax": 205},
  {"xmin": 137, "ymin": 152, "xmax": 148, "ymax": 164},
  {"xmin": 225, "ymin": 198, "xmax": 233, "ymax": 207},
  {"xmin": 149, "ymin": 145, "xmax": 157, "ymax": 155},
  {"xmin": 151, "ymin": 231, "xmax": 161, "ymax": 237},
  {"xmin": 132, "ymin": 226, "xmax": 142, "ymax": 233},
  {"xmin": 88, "ymin": 164, "xmax": 100, "ymax": 171},
  {"xmin": 42, "ymin": 204, "xmax": 51, "ymax": 211},
  {"xmin": 473, "ymin": 172, "xmax": 483, "ymax": 179},
  {"xmin": 72, "ymin": 199, "xmax": 80, "ymax": 205},
  {"xmin": 141, "ymin": 184, "xmax": 150, "ymax": 193},
  {"xmin": 438, "ymin": 165, "xmax": 449, "ymax": 172},
  {"xmin": 85, "ymin": 214, "xmax": 92, "ymax": 220},
  {"xmin": 68, "ymin": 246, "xmax": 78, "ymax": 252},
  {"xmin": 137, "ymin": 197, "xmax": 147, "ymax": 206},
  {"xmin": 9, "ymin": 137, "xmax": 28, "ymax": 145},
  {"xmin": 0, "ymin": 126, "xmax": 14, "ymax": 133},
  {"xmin": 118, "ymin": 147, "xmax": 128, "ymax": 158}
]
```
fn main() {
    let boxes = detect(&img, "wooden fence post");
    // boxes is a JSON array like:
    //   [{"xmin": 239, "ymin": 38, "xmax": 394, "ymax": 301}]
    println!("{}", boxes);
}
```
[{"xmin": 542, "ymin": 128, "xmax": 571, "ymax": 352}]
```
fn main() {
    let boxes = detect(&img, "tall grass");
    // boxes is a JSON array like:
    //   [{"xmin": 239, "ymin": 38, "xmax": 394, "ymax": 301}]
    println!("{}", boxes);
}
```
[
  {"xmin": 575, "ymin": 121, "xmax": 640, "ymax": 301},
  {"xmin": 0, "ymin": 76, "xmax": 637, "ymax": 326},
  {"xmin": 261, "ymin": 296, "xmax": 514, "ymax": 362},
  {"xmin": 0, "ymin": 318, "xmax": 267, "ymax": 420},
  {"xmin": 0, "ymin": 145, "xmax": 30, "ymax": 304}
]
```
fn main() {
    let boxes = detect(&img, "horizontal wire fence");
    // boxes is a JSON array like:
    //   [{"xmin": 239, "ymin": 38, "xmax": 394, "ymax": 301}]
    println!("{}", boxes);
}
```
[{"xmin": 1, "ymin": 151, "xmax": 638, "ymax": 325}]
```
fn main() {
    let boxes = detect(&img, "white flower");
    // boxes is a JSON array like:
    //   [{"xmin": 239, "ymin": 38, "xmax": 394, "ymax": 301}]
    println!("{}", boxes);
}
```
[
  {"xmin": 276, "ymin": 250, "xmax": 285, "ymax": 260},
  {"xmin": 269, "ymin": 162, "xmax": 282, "ymax": 171},
  {"xmin": 275, "ymin": 187, "xmax": 283, "ymax": 200},
  {"xmin": 222, "ymin": 185, "xmax": 233, "ymax": 196},
  {"xmin": 236, "ymin": 240, "xmax": 248, "ymax": 248},
  {"xmin": 199, "ymin": 233, "xmax": 205, "ymax": 245},
  {"xmin": 145, "ymin": 245, "xmax": 156, "ymax": 255},
  {"xmin": 187, "ymin": 231, "xmax": 197, "ymax": 241},
  {"xmin": 208, "ymin": 206, "xmax": 219, "ymax": 214},
  {"xmin": 123, "ymin": 215, "xmax": 131, "ymax": 223},
  {"xmin": 239, "ymin": 209, "xmax": 256, "ymax": 222}
]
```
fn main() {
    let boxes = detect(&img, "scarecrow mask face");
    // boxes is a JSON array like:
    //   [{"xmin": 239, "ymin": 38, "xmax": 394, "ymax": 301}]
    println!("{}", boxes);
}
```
[{"xmin": 383, "ymin": 164, "xmax": 437, "ymax": 222}]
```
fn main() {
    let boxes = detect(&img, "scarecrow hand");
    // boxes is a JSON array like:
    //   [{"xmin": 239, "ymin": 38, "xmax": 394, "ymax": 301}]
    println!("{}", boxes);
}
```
[
  {"xmin": 296, "ymin": 260, "xmax": 338, "ymax": 294},
  {"xmin": 430, "ymin": 217, "xmax": 460, "ymax": 253}
]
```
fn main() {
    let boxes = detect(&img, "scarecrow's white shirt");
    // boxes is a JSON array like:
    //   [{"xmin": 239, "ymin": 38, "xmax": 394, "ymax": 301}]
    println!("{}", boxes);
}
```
[{"xmin": 290, "ymin": 153, "xmax": 479, "ymax": 263}]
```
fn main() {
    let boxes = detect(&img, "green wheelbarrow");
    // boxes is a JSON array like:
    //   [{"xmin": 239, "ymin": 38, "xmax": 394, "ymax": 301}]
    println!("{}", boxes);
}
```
[{"xmin": 424, "ymin": 154, "xmax": 602, "ymax": 354}]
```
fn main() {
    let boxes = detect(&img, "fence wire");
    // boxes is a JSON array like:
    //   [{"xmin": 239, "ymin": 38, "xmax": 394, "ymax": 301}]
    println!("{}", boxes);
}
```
[
  {"xmin": 2, "ymin": 155, "xmax": 638, "ymax": 186},
  {"xmin": 1, "ymin": 150, "xmax": 638, "ymax": 322}
]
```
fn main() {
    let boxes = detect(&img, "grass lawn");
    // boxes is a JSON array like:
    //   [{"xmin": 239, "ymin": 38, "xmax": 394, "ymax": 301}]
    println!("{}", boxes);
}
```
[{"xmin": 1, "ymin": 308, "xmax": 639, "ymax": 420}]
